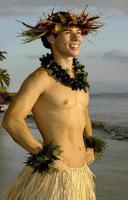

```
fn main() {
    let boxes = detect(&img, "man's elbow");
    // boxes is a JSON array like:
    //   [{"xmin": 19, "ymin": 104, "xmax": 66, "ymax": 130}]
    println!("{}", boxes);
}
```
[
  {"xmin": 2, "ymin": 115, "xmax": 13, "ymax": 130},
  {"xmin": 2, "ymin": 113, "xmax": 19, "ymax": 132},
  {"xmin": 2, "ymin": 112, "xmax": 25, "ymax": 130}
]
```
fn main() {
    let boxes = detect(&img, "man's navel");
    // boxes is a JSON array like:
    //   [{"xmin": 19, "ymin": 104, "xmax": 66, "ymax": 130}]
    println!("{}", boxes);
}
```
[
  {"xmin": 63, "ymin": 99, "xmax": 68, "ymax": 105},
  {"xmin": 79, "ymin": 147, "xmax": 81, "ymax": 151}
]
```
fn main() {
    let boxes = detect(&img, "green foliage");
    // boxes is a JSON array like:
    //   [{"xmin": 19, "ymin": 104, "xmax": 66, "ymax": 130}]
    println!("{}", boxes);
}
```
[
  {"xmin": 0, "ymin": 68, "xmax": 10, "ymax": 88},
  {"xmin": 83, "ymin": 135, "xmax": 106, "ymax": 159},
  {"xmin": 25, "ymin": 141, "xmax": 63, "ymax": 174},
  {"xmin": 0, "ymin": 51, "xmax": 7, "ymax": 61}
]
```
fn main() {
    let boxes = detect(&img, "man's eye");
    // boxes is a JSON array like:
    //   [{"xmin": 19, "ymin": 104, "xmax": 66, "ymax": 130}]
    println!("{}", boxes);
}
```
[
  {"xmin": 64, "ymin": 31, "xmax": 70, "ymax": 34},
  {"xmin": 63, "ymin": 30, "xmax": 81, "ymax": 35},
  {"xmin": 77, "ymin": 32, "xmax": 81, "ymax": 35}
]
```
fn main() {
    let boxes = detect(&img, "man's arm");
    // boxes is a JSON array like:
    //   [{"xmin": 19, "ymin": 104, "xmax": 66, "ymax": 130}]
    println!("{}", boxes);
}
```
[
  {"xmin": 2, "ymin": 68, "xmax": 49, "ymax": 154},
  {"xmin": 84, "ymin": 108, "xmax": 92, "ymax": 136},
  {"xmin": 84, "ymin": 110, "xmax": 94, "ymax": 165},
  {"xmin": 83, "ymin": 89, "xmax": 92, "ymax": 136},
  {"xmin": 84, "ymin": 91, "xmax": 94, "ymax": 165}
]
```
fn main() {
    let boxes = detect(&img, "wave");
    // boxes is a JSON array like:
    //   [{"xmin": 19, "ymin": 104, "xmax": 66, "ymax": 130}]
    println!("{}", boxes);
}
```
[{"xmin": 92, "ymin": 120, "xmax": 128, "ymax": 141}]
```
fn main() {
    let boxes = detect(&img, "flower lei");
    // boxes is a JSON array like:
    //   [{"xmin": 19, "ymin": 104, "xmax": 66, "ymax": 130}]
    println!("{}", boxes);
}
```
[{"xmin": 39, "ymin": 53, "xmax": 89, "ymax": 92}]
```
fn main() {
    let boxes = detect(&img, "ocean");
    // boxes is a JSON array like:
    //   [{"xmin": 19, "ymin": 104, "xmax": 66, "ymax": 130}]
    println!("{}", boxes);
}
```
[{"xmin": 89, "ymin": 93, "xmax": 128, "ymax": 140}]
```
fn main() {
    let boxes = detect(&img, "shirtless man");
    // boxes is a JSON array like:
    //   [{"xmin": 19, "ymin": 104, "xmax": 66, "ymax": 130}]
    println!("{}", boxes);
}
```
[{"xmin": 2, "ymin": 9, "xmax": 102, "ymax": 200}]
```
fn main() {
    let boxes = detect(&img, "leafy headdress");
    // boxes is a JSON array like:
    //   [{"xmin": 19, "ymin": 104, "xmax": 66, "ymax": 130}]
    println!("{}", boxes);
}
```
[{"xmin": 19, "ymin": 6, "xmax": 103, "ymax": 48}]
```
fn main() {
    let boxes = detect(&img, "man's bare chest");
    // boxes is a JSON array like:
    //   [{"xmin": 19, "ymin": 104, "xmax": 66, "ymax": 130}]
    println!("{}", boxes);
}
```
[{"xmin": 42, "ymin": 81, "xmax": 89, "ymax": 109}]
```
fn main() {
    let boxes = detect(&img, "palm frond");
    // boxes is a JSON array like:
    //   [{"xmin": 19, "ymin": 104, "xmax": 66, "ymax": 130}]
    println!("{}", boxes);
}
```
[
  {"xmin": 0, "ymin": 68, "xmax": 10, "ymax": 88},
  {"xmin": 0, "ymin": 51, "xmax": 7, "ymax": 61}
]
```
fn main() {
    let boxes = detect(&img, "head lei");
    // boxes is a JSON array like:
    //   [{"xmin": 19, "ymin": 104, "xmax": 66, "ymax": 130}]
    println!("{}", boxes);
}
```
[{"xmin": 19, "ymin": 6, "xmax": 103, "ymax": 48}]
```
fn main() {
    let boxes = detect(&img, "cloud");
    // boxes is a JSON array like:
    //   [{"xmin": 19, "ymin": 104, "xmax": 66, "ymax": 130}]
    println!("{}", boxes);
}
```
[
  {"xmin": 85, "ymin": 52, "xmax": 101, "ymax": 60},
  {"xmin": 88, "ymin": 0, "xmax": 128, "ymax": 15},
  {"xmin": 102, "ymin": 49, "xmax": 128, "ymax": 63},
  {"xmin": 0, "ymin": 0, "xmax": 128, "ymax": 18},
  {"xmin": 86, "ymin": 49, "xmax": 128, "ymax": 63},
  {"xmin": 24, "ymin": 48, "xmax": 128, "ymax": 63}
]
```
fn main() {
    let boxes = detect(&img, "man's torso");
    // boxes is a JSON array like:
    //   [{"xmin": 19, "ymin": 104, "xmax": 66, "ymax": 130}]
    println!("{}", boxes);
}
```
[{"xmin": 32, "ymin": 68, "xmax": 89, "ymax": 167}]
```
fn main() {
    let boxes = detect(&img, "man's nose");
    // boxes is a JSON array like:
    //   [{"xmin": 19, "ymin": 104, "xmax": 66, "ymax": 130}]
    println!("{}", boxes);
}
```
[{"xmin": 71, "ymin": 32, "xmax": 80, "ymax": 40}]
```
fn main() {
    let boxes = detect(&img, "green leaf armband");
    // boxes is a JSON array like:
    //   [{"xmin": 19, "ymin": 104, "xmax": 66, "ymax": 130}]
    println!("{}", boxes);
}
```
[
  {"xmin": 83, "ymin": 135, "xmax": 106, "ymax": 159},
  {"xmin": 24, "ymin": 141, "xmax": 63, "ymax": 174}
]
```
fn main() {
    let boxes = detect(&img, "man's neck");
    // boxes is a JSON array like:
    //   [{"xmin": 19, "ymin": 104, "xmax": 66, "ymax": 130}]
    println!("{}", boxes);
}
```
[{"xmin": 52, "ymin": 52, "xmax": 73, "ymax": 72}]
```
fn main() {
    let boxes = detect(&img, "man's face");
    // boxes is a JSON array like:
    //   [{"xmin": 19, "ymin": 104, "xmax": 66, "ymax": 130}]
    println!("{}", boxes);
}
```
[{"xmin": 51, "ymin": 27, "xmax": 83, "ymax": 57}]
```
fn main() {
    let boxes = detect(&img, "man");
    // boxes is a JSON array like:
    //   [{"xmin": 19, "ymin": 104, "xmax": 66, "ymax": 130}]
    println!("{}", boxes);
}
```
[{"xmin": 2, "ymin": 8, "xmax": 103, "ymax": 200}]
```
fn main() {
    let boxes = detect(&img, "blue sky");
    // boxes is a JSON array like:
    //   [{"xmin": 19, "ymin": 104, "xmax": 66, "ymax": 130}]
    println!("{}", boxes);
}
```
[{"xmin": 0, "ymin": 0, "xmax": 128, "ymax": 93}]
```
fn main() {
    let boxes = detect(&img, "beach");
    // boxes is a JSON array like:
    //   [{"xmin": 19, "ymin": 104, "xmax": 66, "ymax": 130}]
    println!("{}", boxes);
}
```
[
  {"xmin": 92, "ymin": 130, "xmax": 128, "ymax": 200},
  {"xmin": 0, "ymin": 112, "xmax": 128, "ymax": 200}
]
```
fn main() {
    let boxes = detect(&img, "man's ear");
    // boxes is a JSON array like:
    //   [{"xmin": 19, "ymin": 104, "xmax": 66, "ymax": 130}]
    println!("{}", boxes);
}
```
[{"xmin": 46, "ymin": 35, "xmax": 55, "ymax": 45}]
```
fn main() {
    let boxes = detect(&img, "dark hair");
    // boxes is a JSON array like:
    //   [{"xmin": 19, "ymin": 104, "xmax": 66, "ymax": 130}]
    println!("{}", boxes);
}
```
[
  {"xmin": 41, "ymin": 11, "xmax": 68, "ymax": 49},
  {"xmin": 41, "ymin": 37, "xmax": 51, "ymax": 49}
]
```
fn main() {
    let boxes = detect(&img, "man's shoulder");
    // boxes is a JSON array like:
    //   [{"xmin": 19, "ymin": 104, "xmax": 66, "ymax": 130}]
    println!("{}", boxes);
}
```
[
  {"xmin": 30, "ymin": 66, "xmax": 49, "ymax": 79},
  {"xmin": 25, "ymin": 66, "xmax": 50, "ymax": 85},
  {"xmin": 19, "ymin": 67, "xmax": 51, "ymax": 94}
]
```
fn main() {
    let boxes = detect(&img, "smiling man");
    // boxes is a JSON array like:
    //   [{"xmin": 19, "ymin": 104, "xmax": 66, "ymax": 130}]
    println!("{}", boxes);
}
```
[{"xmin": 2, "ymin": 9, "xmax": 103, "ymax": 200}]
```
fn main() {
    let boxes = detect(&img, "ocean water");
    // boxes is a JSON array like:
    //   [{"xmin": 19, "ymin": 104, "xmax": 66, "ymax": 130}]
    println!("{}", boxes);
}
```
[
  {"xmin": 90, "ymin": 93, "xmax": 128, "ymax": 123},
  {"xmin": 89, "ymin": 93, "xmax": 128, "ymax": 139}
]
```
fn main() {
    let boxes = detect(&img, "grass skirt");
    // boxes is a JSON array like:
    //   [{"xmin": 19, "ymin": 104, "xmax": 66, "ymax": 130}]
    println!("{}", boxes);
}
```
[{"xmin": 3, "ymin": 161, "xmax": 96, "ymax": 200}]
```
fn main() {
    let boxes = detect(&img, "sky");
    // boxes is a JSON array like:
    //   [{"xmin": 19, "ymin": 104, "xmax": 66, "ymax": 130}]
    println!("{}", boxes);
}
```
[{"xmin": 0, "ymin": 0, "xmax": 128, "ymax": 94}]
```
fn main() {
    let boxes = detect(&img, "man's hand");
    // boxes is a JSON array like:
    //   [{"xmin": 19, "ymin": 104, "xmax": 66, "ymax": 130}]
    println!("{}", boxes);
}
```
[
  {"xmin": 30, "ymin": 141, "xmax": 43, "ymax": 155},
  {"xmin": 85, "ymin": 148, "xmax": 95, "ymax": 165}
]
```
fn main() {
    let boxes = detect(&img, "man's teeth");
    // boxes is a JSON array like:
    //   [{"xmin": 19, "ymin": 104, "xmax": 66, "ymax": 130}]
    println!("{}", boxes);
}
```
[{"xmin": 70, "ymin": 44, "xmax": 79, "ymax": 48}]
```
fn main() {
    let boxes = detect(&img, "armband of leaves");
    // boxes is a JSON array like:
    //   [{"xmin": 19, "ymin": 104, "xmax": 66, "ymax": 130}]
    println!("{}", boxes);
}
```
[
  {"xmin": 24, "ymin": 142, "xmax": 63, "ymax": 173},
  {"xmin": 83, "ymin": 135, "xmax": 106, "ymax": 159}
]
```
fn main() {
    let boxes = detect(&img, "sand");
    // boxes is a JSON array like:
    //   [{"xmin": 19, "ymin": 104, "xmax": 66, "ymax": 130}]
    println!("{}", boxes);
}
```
[{"xmin": 92, "ymin": 137, "xmax": 128, "ymax": 200}]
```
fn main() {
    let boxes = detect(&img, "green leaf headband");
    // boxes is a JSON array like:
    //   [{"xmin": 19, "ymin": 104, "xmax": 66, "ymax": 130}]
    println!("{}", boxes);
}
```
[{"xmin": 18, "ymin": 6, "xmax": 103, "ymax": 44}]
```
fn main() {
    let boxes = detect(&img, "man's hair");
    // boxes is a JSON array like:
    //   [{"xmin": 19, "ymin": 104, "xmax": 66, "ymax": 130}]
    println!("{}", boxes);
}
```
[
  {"xmin": 41, "ymin": 12, "xmax": 67, "ymax": 49},
  {"xmin": 41, "ymin": 37, "xmax": 51, "ymax": 49}
]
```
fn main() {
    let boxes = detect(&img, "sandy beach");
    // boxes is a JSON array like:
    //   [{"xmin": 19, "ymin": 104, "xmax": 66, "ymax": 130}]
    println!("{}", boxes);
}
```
[
  {"xmin": 0, "ymin": 115, "xmax": 128, "ymax": 200},
  {"xmin": 92, "ymin": 132, "xmax": 128, "ymax": 200}
]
